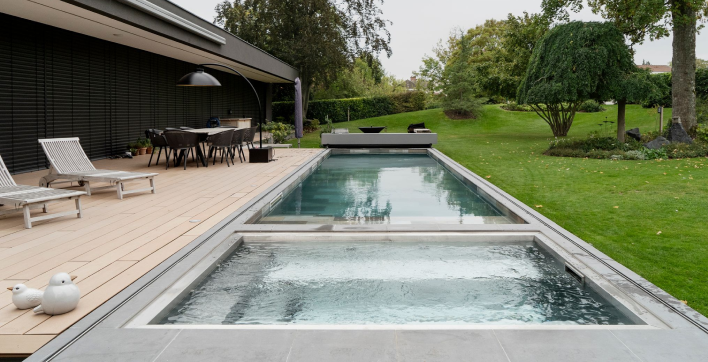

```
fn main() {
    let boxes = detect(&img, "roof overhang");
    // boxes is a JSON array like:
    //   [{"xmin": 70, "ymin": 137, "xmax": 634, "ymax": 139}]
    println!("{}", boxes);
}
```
[{"xmin": 1, "ymin": 0, "xmax": 298, "ymax": 83}]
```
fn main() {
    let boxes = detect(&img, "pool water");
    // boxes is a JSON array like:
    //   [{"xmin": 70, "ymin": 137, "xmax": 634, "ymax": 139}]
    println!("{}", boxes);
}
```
[
  {"xmin": 258, "ymin": 154, "xmax": 518, "ymax": 224},
  {"xmin": 160, "ymin": 242, "xmax": 636, "ymax": 326}
]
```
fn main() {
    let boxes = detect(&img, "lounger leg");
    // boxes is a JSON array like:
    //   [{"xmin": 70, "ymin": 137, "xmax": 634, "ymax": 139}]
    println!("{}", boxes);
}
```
[
  {"xmin": 75, "ymin": 198, "xmax": 83, "ymax": 218},
  {"xmin": 84, "ymin": 182, "xmax": 91, "ymax": 196},
  {"xmin": 116, "ymin": 182, "xmax": 124, "ymax": 200},
  {"xmin": 23, "ymin": 205, "xmax": 31, "ymax": 229},
  {"xmin": 150, "ymin": 177, "xmax": 156, "ymax": 194},
  {"xmin": 43, "ymin": 204, "xmax": 48, "ymax": 213}
]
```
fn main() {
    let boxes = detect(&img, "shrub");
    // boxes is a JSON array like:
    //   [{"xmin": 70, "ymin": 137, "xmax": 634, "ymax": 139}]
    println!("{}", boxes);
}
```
[
  {"xmin": 697, "ymin": 96, "xmax": 708, "ymax": 125},
  {"xmin": 548, "ymin": 136, "xmax": 642, "ymax": 153},
  {"xmin": 578, "ymin": 100, "xmax": 605, "ymax": 113},
  {"xmin": 272, "ymin": 91, "xmax": 427, "ymax": 123},
  {"xmin": 624, "ymin": 150, "xmax": 646, "ymax": 160},
  {"xmin": 641, "ymin": 73, "xmax": 672, "ymax": 108},
  {"xmin": 264, "ymin": 122, "xmax": 293, "ymax": 144},
  {"xmin": 696, "ymin": 124, "xmax": 708, "ymax": 144},
  {"xmin": 663, "ymin": 142, "xmax": 708, "ymax": 158},
  {"xmin": 642, "ymin": 147, "xmax": 668, "ymax": 160},
  {"xmin": 442, "ymin": 97, "xmax": 485, "ymax": 119},
  {"xmin": 500, "ymin": 102, "xmax": 534, "ymax": 112},
  {"xmin": 304, "ymin": 119, "xmax": 320, "ymax": 133}
]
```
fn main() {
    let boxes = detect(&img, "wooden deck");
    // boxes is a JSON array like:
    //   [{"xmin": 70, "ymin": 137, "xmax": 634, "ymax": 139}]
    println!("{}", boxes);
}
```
[{"xmin": 0, "ymin": 148, "xmax": 321, "ymax": 356}]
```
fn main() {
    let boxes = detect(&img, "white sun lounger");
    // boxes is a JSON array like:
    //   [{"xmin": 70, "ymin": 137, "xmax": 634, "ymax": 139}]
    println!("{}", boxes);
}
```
[
  {"xmin": 38, "ymin": 138, "xmax": 158, "ymax": 200},
  {"xmin": 0, "ymin": 155, "xmax": 85, "ymax": 228}
]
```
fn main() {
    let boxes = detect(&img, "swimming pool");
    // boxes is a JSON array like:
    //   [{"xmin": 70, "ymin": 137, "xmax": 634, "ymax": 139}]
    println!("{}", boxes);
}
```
[
  {"xmin": 158, "ymin": 240, "xmax": 637, "ymax": 326},
  {"xmin": 258, "ymin": 154, "xmax": 520, "ymax": 225}
]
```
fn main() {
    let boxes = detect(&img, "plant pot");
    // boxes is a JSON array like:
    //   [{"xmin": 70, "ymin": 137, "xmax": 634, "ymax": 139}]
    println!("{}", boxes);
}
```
[
  {"xmin": 131, "ymin": 150, "xmax": 138, "ymax": 156},
  {"xmin": 146, "ymin": 147, "xmax": 153, "ymax": 154},
  {"xmin": 138, "ymin": 148, "xmax": 147, "ymax": 155}
]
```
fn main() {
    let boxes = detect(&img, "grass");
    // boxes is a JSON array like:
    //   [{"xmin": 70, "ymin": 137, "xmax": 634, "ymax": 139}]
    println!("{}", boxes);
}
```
[{"xmin": 288, "ymin": 104, "xmax": 708, "ymax": 316}]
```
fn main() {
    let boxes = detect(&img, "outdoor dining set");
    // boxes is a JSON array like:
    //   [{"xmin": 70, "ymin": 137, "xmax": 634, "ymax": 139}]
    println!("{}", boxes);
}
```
[{"xmin": 145, "ymin": 126, "xmax": 260, "ymax": 170}]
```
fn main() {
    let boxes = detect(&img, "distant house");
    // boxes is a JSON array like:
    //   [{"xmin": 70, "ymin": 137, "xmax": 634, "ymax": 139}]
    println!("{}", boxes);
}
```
[
  {"xmin": 405, "ymin": 76, "xmax": 428, "ymax": 92},
  {"xmin": 637, "ymin": 65, "xmax": 671, "ymax": 74}
]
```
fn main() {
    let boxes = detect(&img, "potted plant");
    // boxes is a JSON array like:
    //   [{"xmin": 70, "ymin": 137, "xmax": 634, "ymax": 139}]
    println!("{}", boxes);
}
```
[
  {"xmin": 136, "ymin": 138, "xmax": 148, "ymax": 155},
  {"xmin": 142, "ymin": 138, "xmax": 153, "ymax": 154},
  {"xmin": 129, "ymin": 147, "xmax": 138, "ymax": 156}
]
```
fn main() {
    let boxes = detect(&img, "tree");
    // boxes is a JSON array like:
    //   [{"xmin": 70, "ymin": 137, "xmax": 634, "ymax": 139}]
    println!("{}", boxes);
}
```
[
  {"xmin": 491, "ymin": 12, "xmax": 551, "ymax": 99},
  {"xmin": 517, "ymin": 21, "xmax": 635, "ymax": 137},
  {"xmin": 610, "ymin": 70, "xmax": 658, "ymax": 141},
  {"xmin": 440, "ymin": 30, "xmax": 486, "ymax": 118},
  {"xmin": 311, "ymin": 57, "xmax": 406, "ymax": 99},
  {"xmin": 542, "ymin": 0, "xmax": 708, "ymax": 131},
  {"xmin": 215, "ymin": 0, "xmax": 391, "ymax": 116}
]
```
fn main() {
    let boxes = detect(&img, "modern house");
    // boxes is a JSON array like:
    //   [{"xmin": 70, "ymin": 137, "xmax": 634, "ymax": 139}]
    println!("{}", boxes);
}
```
[{"xmin": 0, "ymin": 0, "xmax": 298, "ymax": 174}]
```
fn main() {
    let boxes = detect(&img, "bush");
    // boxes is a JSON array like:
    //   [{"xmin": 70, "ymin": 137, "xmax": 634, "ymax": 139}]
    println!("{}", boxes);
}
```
[
  {"xmin": 624, "ymin": 150, "xmax": 646, "ymax": 160},
  {"xmin": 264, "ymin": 122, "xmax": 293, "ymax": 144},
  {"xmin": 442, "ymin": 97, "xmax": 485, "ymax": 119},
  {"xmin": 304, "ymin": 119, "xmax": 320, "ymax": 133},
  {"xmin": 696, "ymin": 124, "xmax": 708, "ymax": 144},
  {"xmin": 578, "ymin": 100, "xmax": 605, "ymax": 113},
  {"xmin": 641, "ymin": 73, "xmax": 672, "ymax": 108},
  {"xmin": 272, "ymin": 91, "xmax": 427, "ymax": 123},
  {"xmin": 500, "ymin": 102, "xmax": 534, "ymax": 112},
  {"xmin": 663, "ymin": 142, "xmax": 708, "ymax": 158},
  {"xmin": 697, "ymin": 96, "xmax": 708, "ymax": 125},
  {"xmin": 548, "ymin": 136, "xmax": 642, "ymax": 153},
  {"xmin": 544, "ymin": 135, "xmax": 708, "ymax": 160}
]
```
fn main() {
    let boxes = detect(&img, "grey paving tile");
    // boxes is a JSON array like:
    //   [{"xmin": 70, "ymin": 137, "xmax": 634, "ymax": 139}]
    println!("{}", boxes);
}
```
[
  {"xmin": 52, "ymin": 328, "xmax": 180, "ymax": 362},
  {"xmin": 154, "ymin": 329, "xmax": 296, "ymax": 362},
  {"xmin": 495, "ymin": 329, "xmax": 640, "ymax": 362},
  {"xmin": 395, "ymin": 330, "xmax": 509, "ymax": 362},
  {"xmin": 287, "ymin": 330, "xmax": 397, "ymax": 362},
  {"xmin": 611, "ymin": 329, "xmax": 708, "ymax": 362}
]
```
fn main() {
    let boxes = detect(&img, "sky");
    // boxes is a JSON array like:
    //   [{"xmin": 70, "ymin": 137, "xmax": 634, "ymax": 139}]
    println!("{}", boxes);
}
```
[{"xmin": 171, "ymin": 0, "xmax": 708, "ymax": 79}]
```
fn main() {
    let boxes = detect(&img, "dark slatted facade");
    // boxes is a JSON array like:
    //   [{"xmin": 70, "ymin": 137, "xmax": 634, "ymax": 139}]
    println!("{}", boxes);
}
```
[{"xmin": 0, "ymin": 13, "xmax": 266, "ymax": 174}]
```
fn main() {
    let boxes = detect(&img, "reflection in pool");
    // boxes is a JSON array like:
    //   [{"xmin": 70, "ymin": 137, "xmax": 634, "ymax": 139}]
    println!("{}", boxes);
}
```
[{"xmin": 259, "ymin": 154, "xmax": 518, "ymax": 224}]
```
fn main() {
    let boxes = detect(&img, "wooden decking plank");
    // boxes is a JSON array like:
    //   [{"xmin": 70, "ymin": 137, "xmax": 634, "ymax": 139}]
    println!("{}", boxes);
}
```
[
  {"xmin": 27, "ymin": 236, "xmax": 197, "ymax": 335},
  {"xmin": 0, "ymin": 149, "xmax": 320, "ymax": 350},
  {"xmin": 0, "ymin": 334, "xmax": 54, "ymax": 356}
]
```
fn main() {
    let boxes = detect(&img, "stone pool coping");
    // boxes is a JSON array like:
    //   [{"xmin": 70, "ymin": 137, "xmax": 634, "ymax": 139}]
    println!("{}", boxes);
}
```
[{"xmin": 27, "ymin": 148, "xmax": 708, "ymax": 362}]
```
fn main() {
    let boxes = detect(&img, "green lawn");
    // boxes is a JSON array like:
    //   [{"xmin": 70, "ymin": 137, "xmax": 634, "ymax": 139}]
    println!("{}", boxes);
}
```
[{"xmin": 288, "ymin": 104, "xmax": 708, "ymax": 316}]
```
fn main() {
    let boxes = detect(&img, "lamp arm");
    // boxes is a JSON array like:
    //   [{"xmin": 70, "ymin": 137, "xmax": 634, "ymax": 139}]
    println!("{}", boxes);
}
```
[{"xmin": 198, "ymin": 63, "xmax": 265, "ymax": 147}]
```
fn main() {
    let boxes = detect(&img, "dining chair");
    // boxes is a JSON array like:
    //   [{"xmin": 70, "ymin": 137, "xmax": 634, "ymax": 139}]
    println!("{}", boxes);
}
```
[
  {"xmin": 163, "ymin": 130, "xmax": 200, "ymax": 170},
  {"xmin": 145, "ymin": 129, "xmax": 169, "ymax": 167},
  {"xmin": 206, "ymin": 129, "xmax": 235, "ymax": 167},
  {"xmin": 230, "ymin": 128, "xmax": 247, "ymax": 163}
]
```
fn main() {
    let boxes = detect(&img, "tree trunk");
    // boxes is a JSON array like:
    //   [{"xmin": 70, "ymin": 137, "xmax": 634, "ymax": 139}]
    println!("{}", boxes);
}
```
[
  {"xmin": 616, "ymin": 99, "xmax": 626, "ymax": 142},
  {"xmin": 671, "ymin": 1, "xmax": 697, "ymax": 130}
]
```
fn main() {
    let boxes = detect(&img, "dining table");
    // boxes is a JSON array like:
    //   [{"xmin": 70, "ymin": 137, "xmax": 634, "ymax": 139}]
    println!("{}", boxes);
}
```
[{"xmin": 167, "ymin": 127, "xmax": 245, "ymax": 167}]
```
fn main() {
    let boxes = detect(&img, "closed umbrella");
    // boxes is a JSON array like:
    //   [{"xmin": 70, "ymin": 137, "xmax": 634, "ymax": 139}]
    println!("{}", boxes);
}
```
[{"xmin": 294, "ymin": 77, "xmax": 303, "ymax": 148}]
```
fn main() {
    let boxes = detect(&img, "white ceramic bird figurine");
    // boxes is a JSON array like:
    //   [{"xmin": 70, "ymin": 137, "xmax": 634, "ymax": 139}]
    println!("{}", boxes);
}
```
[
  {"xmin": 8, "ymin": 284, "xmax": 44, "ymax": 310},
  {"xmin": 33, "ymin": 273, "xmax": 80, "ymax": 315}
]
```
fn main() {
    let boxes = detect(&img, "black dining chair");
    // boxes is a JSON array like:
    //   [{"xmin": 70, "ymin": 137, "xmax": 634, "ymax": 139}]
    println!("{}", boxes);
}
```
[
  {"xmin": 244, "ymin": 126, "xmax": 259, "ymax": 149},
  {"xmin": 231, "ymin": 128, "xmax": 247, "ymax": 163},
  {"xmin": 206, "ymin": 129, "xmax": 235, "ymax": 167},
  {"xmin": 163, "ymin": 130, "xmax": 200, "ymax": 170},
  {"xmin": 145, "ymin": 129, "xmax": 169, "ymax": 167}
]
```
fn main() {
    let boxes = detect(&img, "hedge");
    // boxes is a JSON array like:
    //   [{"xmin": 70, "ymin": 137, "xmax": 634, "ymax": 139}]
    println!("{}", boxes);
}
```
[
  {"xmin": 272, "ymin": 91, "xmax": 426, "ymax": 123},
  {"xmin": 642, "ymin": 68, "xmax": 708, "ymax": 108}
]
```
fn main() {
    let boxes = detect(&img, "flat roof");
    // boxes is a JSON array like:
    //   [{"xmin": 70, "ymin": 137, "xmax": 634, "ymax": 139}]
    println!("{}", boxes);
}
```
[{"xmin": 1, "ymin": 0, "xmax": 298, "ymax": 83}]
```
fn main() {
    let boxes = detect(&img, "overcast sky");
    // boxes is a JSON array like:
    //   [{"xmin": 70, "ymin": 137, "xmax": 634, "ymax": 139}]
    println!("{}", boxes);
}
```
[{"xmin": 171, "ymin": 0, "xmax": 708, "ymax": 79}]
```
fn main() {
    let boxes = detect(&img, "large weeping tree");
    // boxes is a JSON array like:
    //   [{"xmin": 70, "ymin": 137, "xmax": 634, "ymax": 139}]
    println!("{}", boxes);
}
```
[
  {"xmin": 542, "ymin": 0, "xmax": 708, "ymax": 131},
  {"xmin": 518, "ymin": 21, "xmax": 636, "ymax": 137},
  {"xmin": 215, "ymin": 0, "xmax": 391, "ymax": 117}
]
